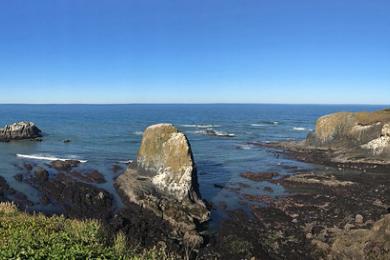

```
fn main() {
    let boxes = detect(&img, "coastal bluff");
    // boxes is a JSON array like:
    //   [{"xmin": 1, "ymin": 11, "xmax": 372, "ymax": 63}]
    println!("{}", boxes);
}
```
[
  {"xmin": 274, "ymin": 109, "xmax": 390, "ymax": 166},
  {"xmin": 0, "ymin": 122, "xmax": 42, "ymax": 141},
  {"xmin": 115, "ymin": 123, "xmax": 210, "ymax": 247}
]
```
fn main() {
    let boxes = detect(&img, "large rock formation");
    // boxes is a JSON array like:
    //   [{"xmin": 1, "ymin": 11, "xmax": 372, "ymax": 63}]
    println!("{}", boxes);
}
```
[
  {"xmin": 115, "ymin": 123, "xmax": 210, "ymax": 247},
  {"xmin": 0, "ymin": 122, "xmax": 42, "ymax": 141},
  {"xmin": 300, "ymin": 109, "xmax": 390, "ymax": 165}
]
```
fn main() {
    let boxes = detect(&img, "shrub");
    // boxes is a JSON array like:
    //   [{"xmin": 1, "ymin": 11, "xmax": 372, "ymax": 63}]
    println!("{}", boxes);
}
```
[{"xmin": 0, "ymin": 202, "xmax": 173, "ymax": 259}]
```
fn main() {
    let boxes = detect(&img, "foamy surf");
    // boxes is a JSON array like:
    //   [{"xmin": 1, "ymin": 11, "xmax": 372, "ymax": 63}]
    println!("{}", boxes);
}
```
[
  {"xmin": 180, "ymin": 124, "xmax": 220, "ymax": 128},
  {"xmin": 293, "ymin": 127, "xmax": 310, "ymax": 131},
  {"xmin": 251, "ymin": 121, "xmax": 279, "ymax": 127},
  {"xmin": 118, "ymin": 160, "xmax": 133, "ymax": 164},
  {"xmin": 16, "ymin": 154, "xmax": 87, "ymax": 163}
]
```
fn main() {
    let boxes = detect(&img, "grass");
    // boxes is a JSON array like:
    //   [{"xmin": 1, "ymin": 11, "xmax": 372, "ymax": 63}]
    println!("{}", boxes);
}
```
[{"xmin": 0, "ymin": 202, "xmax": 173, "ymax": 260}]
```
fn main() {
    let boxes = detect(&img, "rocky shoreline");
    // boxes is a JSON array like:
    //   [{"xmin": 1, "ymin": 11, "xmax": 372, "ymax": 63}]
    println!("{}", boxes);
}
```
[{"xmin": 1, "ymin": 111, "xmax": 390, "ymax": 259}]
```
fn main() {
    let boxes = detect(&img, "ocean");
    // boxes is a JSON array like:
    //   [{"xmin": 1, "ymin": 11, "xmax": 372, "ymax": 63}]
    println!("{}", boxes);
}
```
[{"xmin": 0, "ymin": 104, "xmax": 387, "ymax": 224}]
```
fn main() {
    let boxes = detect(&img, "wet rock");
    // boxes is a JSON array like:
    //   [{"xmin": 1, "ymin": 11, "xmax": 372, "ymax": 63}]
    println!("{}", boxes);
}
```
[
  {"xmin": 115, "ymin": 123, "xmax": 210, "ymax": 247},
  {"xmin": 0, "ymin": 176, "xmax": 32, "ymax": 209},
  {"xmin": 13, "ymin": 174, "xmax": 23, "ymax": 182},
  {"xmin": 50, "ymin": 160, "xmax": 81, "ymax": 171},
  {"xmin": 283, "ymin": 173, "xmax": 354, "ymax": 187},
  {"xmin": 23, "ymin": 163, "xmax": 33, "ymax": 171},
  {"xmin": 263, "ymin": 186, "xmax": 274, "ymax": 193},
  {"xmin": 40, "ymin": 195, "xmax": 50, "ymax": 205},
  {"xmin": 34, "ymin": 167, "xmax": 49, "ymax": 182},
  {"xmin": 63, "ymin": 139, "xmax": 71, "ymax": 143},
  {"xmin": 240, "ymin": 172, "xmax": 279, "ymax": 182},
  {"xmin": 112, "ymin": 164, "xmax": 124, "ymax": 174},
  {"xmin": 0, "ymin": 122, "xmax": 42, "ymax": 141},
  {"xmin": 214, "ymin": 183, "xmax": 225, "ymax": 189},
  {"xmin": 34, "ymin": 172, "xmax": 113, "ymax": 218},
  {"xmin": 71, "ymin": 169, "xmax": 106, "ymax": 184}
]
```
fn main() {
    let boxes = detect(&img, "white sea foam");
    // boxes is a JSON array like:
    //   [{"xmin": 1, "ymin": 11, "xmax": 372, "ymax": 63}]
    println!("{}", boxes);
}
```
[
  {"xmin": 293, "ymin": 127, "xmax": 309, "ymax": 131},
  {"xmin": 134, "ymin": 131, "xmax": 143, "ymax": 136},
  {"xmin": 180, "ymin": 124, "xmax": 220, "ymax": 128},
  {"xmin": 118, "ymin": 160, "xmax": 133, "ymax": 164},
  {"xmin": 237, "ymin": 144, "xmax": 253, "ymax": 150},
  {"xmin": 213, "ymin": 130, "xmax": 235, "ymax": 137},
  {"xmin": 251, "ymin": 121, "xmax": 279, "ymax": 127},
  {"xmin": 16, "ymin": 154, "xmax": 87, "ymax": 163}
]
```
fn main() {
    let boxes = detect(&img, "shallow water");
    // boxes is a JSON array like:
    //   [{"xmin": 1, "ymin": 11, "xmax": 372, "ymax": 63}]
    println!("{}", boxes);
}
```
[{"xmin": 0, "ymin": 104, "xmax": 386, "ymax": 223}]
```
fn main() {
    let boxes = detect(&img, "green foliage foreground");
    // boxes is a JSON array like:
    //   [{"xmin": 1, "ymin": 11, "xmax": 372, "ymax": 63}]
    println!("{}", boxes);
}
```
[{"xmin": 0, "ymin": 202, "xmax": 172, "ymax": 260}]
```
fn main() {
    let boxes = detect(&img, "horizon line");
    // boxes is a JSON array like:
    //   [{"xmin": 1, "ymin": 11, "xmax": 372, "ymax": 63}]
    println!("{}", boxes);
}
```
[{"xmin": 0, "ymin": 102, "xmax": 388, "ymax": 106}]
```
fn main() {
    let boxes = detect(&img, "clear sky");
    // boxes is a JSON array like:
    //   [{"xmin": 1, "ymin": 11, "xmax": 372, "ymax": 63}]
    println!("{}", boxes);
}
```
[{"xmin": 0, "ymin": 0, "xmax": 389, "ymax": 104}]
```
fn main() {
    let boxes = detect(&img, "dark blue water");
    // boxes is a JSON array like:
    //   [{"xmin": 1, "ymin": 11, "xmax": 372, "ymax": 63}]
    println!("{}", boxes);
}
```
[{"xmin": 0, "ymin": 104, "xmax": 387, "ymax": 220}]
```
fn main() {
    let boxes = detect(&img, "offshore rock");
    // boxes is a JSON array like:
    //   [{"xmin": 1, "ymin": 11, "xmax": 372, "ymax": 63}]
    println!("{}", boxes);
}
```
[
  {"xmin": 115, "ymin": 123, "xmax": 210, "ymax": 247},
  {"xmin": 0, "ymin": 122, "xmax": 42, "ymax": 141}
]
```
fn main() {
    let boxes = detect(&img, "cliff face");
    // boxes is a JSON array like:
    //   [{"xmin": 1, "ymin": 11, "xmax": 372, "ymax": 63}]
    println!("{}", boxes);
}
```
[{"xmin": 306, "ymin": 109, "xmax": 390, "ymax": 159}]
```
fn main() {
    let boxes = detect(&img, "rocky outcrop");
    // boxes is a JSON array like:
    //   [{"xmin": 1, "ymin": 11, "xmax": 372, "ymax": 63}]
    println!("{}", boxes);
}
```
[
  {"xmin": 115, "ymin": 123, "xmax": 210, "ymax": 248},
  {"xmin": 307, "ymin": 110, "xmax": 390, "ymax": 148},
  {"xmin": 277, "ymin": 109, "xmax": 390, "ymax": 166},
  {"xmin": 327, "ymin": 214, "xmax": 390, "ymax": 259},
  {"xmin": 0, "ymin": 122, "xmax": 42, "ymax": 141}
]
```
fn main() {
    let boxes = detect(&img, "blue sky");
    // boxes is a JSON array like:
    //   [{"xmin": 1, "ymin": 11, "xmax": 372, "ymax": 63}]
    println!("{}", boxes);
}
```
[{"xmin": 0, "ymin": 0, "xmax": 389, "ymax": 104}]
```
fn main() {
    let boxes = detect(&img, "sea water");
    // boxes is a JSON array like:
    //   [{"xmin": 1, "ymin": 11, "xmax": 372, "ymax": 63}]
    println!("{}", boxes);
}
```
[{"xmin": 0, "ymin": 104, "xmax": 386, "ymax": 222}]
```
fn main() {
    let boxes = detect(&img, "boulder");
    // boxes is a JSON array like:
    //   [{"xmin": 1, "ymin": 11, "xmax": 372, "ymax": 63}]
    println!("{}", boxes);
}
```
[
  {"xmin": 0, "ymin": 122, "xmax": 42, "ymax": 141},
  {"xmin": 115, "ymin": 123, "xmax": 210, "ymax": 247},
  {"xmin": 50, "ymin": 160, "xmax": 81, "ymax": 171}
]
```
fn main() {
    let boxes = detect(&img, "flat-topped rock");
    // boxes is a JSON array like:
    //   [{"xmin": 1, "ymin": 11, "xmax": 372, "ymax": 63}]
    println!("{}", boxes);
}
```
[
  {"xmin": 308, "ymin": 110, "xmax": 390, "ymax": 148},
  {"xmin": 298, "ymin": 109, "xmax": 390, "ymax": 165},
  {"xmin": 0, "ymin": 122, "xmax": 42, "ymax": 141},
  {"xmin": 115, "ymin": 123, "xmax": 209, "ymax": 247}
]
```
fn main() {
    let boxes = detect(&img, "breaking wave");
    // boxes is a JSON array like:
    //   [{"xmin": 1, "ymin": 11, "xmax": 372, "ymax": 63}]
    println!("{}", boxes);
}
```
[{"xmin": 16, "ymin": 154, "xmax": 88, "ymax": 163}]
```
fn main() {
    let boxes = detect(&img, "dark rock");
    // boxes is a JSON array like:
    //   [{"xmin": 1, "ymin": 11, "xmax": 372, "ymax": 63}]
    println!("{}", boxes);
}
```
[
  {"xmin": 23, "ymin": 163, "xmax": 33, "ymax": 171},
  {"xmin": 34, "ymin": 167, "xmax": 49, "ymax": 182},
  {"xmin": 40, "ymin": 195, "xmax": 50, "ymax": 205},
  {"xmin": 0, "ymin": 176, "xmax": 33, "ymax": 209},
  {"xmin": 112, "ymin": 164, "xmax": 124, "ymax": 174},
  {"xmin": 34, "ymin": 172, "xmax": 113, "ymax": 218},
  {"xmin": 14, "ymin": 174, "xmax": 23, "ymax": 182},
  {"xmin": 63, "ymin": 139, "xmax": 71, "ymax": 143},
  {"xmin": 85, "ymin": 170, "xmax": 106, "ymax": 183},
  {"xmin": 50, "ymin": 160, "xmax": 80, "ymax": 171},
  {"xmin": 240, "ymin": 172, "xmax": 279, "ymax": 182},
  {"xmin": 214, "ymin": 183, "xmax": 225, "ymax": 189},
  {"xmin": 0, "ymin": 122, "xmax": 42, "ymax": 141},
  {"xmin": 263, "ymin": 186, "xmax": 274, "ymax": 193},
  {"xmin": 71, "ymin": 169, "xmax": 106, "ymax": 184}
]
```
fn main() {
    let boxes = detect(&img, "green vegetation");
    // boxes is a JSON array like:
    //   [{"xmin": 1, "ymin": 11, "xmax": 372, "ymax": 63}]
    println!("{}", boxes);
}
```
[{"xmin": 0, "ymin": 202, "xmax": 173, "ymax": 260}]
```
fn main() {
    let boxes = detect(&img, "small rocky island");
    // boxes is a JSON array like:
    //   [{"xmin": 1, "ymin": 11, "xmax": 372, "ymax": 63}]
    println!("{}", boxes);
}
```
[{"xmin": 0, "ymin": 122, "xmax": 42, "ymax": 141}]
